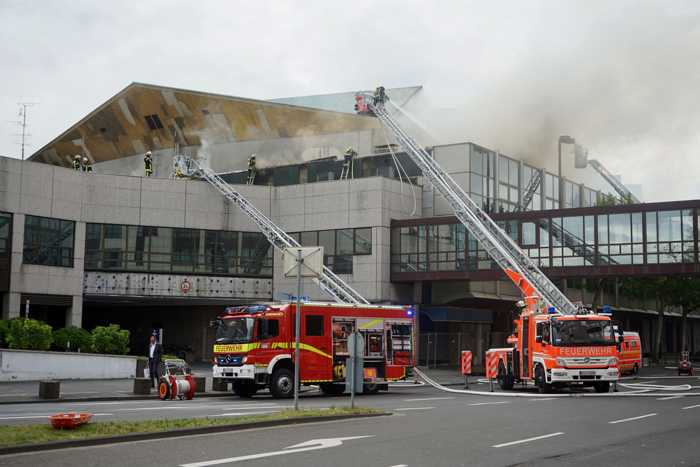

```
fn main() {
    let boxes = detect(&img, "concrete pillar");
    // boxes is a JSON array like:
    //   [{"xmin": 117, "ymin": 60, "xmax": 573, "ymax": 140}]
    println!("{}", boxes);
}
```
[
  {"xmin": 2, "ymin": 292, "xmax": 21, "ymax": 320},
  {"xmin": 65, "ymin": 295, "xmax": 83, "ymax": 327}
]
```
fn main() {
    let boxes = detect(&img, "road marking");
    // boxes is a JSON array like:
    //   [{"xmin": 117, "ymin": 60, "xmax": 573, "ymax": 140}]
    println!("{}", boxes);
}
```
[
  {"xmin": 529, "ymin": 398, "xmax": 556, "ymax": 401},
  {"xmin": 395, "ymin": 407, "xmax": 435, "ymax": 411},
  {"xmin": 656, "ymin": 395, "xmax": 683, "ymax": 400},
  {"xmin": 180, "ymin": 435, "xmax": 373, "ymax": 466},
  {"xmin": 492, "ymin": 432, "xmax": 564, "ymax": 448},
  {"xmin": 402, "ymin": 397, "xmax": 454, "ymax": 402},
  {"xmin": 389, "ymin": 465, "xmax": 408, "ymax": 467},
  {"xmin": 608, "ymin": 413, "xmax": 657, "ymax": 424},
  {"xmin": 214, "ymin": 410, "xmax": 278, "ymax": 417},
  {"xmin": 682, "ymin": 404, "xmax": 700, "ymax": 410},
  {"xmin": 468, "ymin": 401, "xmax": 509, "ymax": 406},
  {"xmin": 0, "ymin": 413, "xmax": 112, "ymax": 420},
  {"xmin": 115, "ymin": 404, "xmax": 281, "ymax": 412}
]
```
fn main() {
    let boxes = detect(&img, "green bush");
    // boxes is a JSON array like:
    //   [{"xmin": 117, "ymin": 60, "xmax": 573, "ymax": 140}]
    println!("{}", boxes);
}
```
[
  {"xmin": 91, "ymin": 324, "xmax": 130, "ymax": 355},
  {"xmin": 5, "ymin": 318, "xmax": 53, "ymax": 350},
  {"xmin": 0, "ymin": 320, "xmax": 9, "ymax": 347},
  {"xmin": 53, "ymin": 326, "xmax": 93, "ymax": 352}
]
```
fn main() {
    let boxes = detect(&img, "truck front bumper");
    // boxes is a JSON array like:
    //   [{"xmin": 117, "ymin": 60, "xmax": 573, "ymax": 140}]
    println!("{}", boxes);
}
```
[
  {"xmin": 213, "ymin": 364, "xmax": 255, "ymax": 380},
  {"xmin": 548, "ymin": 367, "xmax": 618, "ymax": 383}
]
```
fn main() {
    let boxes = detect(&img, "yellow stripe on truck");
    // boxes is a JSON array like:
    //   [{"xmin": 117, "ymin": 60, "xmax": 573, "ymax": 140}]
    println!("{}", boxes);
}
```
[{"xmin": 214, "ymin": 342, "xmax": 332, "ymax": 359}]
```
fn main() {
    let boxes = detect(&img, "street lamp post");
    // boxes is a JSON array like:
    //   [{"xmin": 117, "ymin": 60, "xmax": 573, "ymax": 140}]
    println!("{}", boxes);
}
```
[{"xmin": 558, "ymin": 135, "xmax": 575, "ymax": 208}]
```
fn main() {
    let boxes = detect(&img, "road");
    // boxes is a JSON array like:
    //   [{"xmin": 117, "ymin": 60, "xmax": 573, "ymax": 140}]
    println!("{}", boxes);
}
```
[{"xmin": 1, "ymin": 382, "xmax": 699, "ymax": 466}]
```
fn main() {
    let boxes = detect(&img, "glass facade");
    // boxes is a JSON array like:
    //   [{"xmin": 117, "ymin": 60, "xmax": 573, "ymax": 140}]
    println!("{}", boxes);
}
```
[
  {"xmin": 544, "ymin": 173, "xmax": 560, "ymax": 209},
  {"xmin": 562, "ymin": 180, "xmax": 581, "ymax": 209},
  {"xmin": 391, "ymin": 206, "xmax": 699, "ymax": 274},
  {"xmin": 290, "ymin": 227, "xmax": 372, "ymax": 275},
  {"xmin": 469, "ymin": 145, "xmax": 496, "ymax": 212},
  {"xmin": 23, "ymin": 215, "xmax": 75, "ymax": 267},
  {"xmin": 498, "ymin": 156, "xmax": 520, "ymax": 212},
  {"xmin": 86, "ymin": 224, "xmax": 272, "ymax": 277},
  {"xmin": 521, "ymin": 165, "xmax": 542, "ymax": 211}
]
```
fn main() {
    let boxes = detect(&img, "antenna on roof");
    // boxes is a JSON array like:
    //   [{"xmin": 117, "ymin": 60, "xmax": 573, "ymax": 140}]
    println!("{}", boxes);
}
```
[{"xmin": 10, "ymin": 102, "xmax": 38, "ymax": 160}]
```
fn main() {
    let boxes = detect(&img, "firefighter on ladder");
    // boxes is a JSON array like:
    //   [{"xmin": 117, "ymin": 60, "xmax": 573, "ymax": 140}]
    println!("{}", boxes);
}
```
[
  {"xmin": 144, "ymin": 151, "xmax": 153, "ymax": 177},
  {"xmin": 341, "ymin": 147, "xmax": 356, "ymax": 180},
  {"xmin": 73, "ymin": 155, "xmax": 82, "ymax": 171},
  {"xmin": 373, "ymin": 86, "xmax": 388, "ymax": 105},
  {"xmin": 81, "ymin": 156, "xmax": 92, "ymax": 173},
  {"xmin": 247, "ymin": 154, "xmax": 257, "ymax": 185}
]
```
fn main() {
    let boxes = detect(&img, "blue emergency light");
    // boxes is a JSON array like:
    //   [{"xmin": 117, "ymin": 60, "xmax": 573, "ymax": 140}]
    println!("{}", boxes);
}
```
[
  {"xmin": 547, "ymin": 307, "xmax": 557, "ymax": 314},
  {"xmin": 406, "ymin": 306, "xmax": 415, "ymax": 317}
]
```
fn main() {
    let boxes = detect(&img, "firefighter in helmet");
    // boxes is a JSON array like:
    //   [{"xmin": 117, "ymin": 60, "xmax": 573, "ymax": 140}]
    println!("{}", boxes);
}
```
[
  {"xmin": 341, "ymin": 146, "xmax": 356, "ymax": 180},
  {"xmin": 144, "ymin": 150, "xmax": 153, "ymax": 177},
  {"xmin": 73, "ymin": 155, "xmax": 82, "ymax": 171},
  {"xmin": 82, "ymin": 156, "xmax": 92, "ymax": 173},
  {"xmin": 373, "ymin": 86, "xmax": 387, "ymax": 105},
  {"xmin": 247, "ymin": 154, "xmax": 257, "ymax": 185}
]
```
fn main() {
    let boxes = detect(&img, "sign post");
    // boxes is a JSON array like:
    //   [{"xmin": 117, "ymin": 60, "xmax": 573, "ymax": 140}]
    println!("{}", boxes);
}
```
[
  {"xmin": 283, "ymin": 246, "xmax": 324, "ymax": 411},
  {"xmin": 346, "ymin": 331, "xmax": 364, "ymax": 409}
]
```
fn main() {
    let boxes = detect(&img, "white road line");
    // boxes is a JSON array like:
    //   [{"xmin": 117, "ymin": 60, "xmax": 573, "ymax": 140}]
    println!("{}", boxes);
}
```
[
  {"xmin": 214, "ymin": 410, "xmax": 279, "ymax": 417},
  {"xmin": 389, "ymin": 465, "xmax": 408, "ymax": 467},
  {"xmin": 402, "ymin": 397, "xmax": 454, "ymax": 402},
  {"xmin": 0, "ymin": 413, "xmax": 113, "ymax": 420},
  {"xmin": 608, "ymin": 413, "xmax": 657, "ymax": 424},
  {"xmin": 115, "ymin": 404, "xmax": 281, "ymax": 412},
  {"xmin": 529, "ymin": 398, "xmax": 556, "ymax": 402},
  {"xmin": 394, "ymin": 407, "xmax": 435, "ymax": 411},
  {"xmin": 656, "ymin": 395, "xmax": 683, "ymax": 401},
  {"xmin": 468, "ymin": 401, "xmax": 510, "ymax": 406},
  {"xmin": 492, "ymin": 432, "xmax": 564, "ymax": 448},
  {"xmin": 682, "ymin": 404, "xmax": 700, "ymax": 410}
]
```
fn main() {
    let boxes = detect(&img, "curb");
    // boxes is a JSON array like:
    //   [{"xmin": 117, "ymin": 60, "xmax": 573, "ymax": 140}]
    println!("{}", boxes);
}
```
[
  {"xmin": 0, "ymin": 412, "xmax": 390, "ymax": 455},
  {"xmin": 0, "ymin": 392, "xmax": 233, "ymax": 406}
]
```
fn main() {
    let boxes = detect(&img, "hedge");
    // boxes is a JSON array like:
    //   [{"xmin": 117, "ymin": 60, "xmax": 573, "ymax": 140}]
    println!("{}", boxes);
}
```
[
  {"xmin": 5, "ymin": 318, "xmax": 53, "ymax": 350},
  {"xmin": 91, "ymin": 324, "xmax": 130, "ymax": 355},
  {"xmin": 53, "ymin": 326, "xmax": 93, "ymax": 352}
]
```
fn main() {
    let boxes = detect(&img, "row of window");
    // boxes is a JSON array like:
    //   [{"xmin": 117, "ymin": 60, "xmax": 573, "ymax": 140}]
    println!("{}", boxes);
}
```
[
  {"xmin": 85, "ymin": 224, "xmax": 273, "ymax": 277},
  {"xmin": 391, "ymin": 208, "xmax": 699, "ymax": 272},
  {"xmin": 0, "ymin": 213, "xmax": 11, "ymax": 257},
  {"xmin": 289, "ymin": 228, "xmax": 372, "ymax": 275},
  {"xmin": 23, "ymin": 215, "xmax": 75, "ymax": 268}
]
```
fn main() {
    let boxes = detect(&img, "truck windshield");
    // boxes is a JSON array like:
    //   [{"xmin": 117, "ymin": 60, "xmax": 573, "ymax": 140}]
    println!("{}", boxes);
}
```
[
  {"xmin": 551, "ymin": 320, "xmax": 614, "ymax": 346},
  {"xmin": 216, "ymin": 318, "xmax": 254, "ymax": 344}
]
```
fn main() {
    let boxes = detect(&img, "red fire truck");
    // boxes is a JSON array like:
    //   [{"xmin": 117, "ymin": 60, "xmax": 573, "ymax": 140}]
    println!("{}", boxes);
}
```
[{"xmin": 212, "ymin": 302, "xmax": 415, "ymax": 398}]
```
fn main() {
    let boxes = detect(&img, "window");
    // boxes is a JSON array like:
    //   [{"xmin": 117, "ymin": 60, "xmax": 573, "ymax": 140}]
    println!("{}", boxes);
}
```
[
  {"xmin": 521, "ymin": 165, "xmax": 542, "ymax": 211},
  {"xmin": 84, "ymin": 223, "xmax": 271, "ymax": 277},
  {"xmin": 306, "ymin": 315, "xmax": 324, "ymax": 336},
  {"xmin": 354, "ymin": 228, "xmax": 372, "ymax": 255},
  {"xmin": 23, "ymin": 215, "xmax": 75, "ymax": 267},
  {"xmin": 144, "ymin": 114, "xmax": 164, "ymax": 130},
  {"xmin": 646, "ymin": 210, "xmax": 695, "ymax": 264},
  {"xmin": 257, "ymin": 319, "xmax": 279, "ymax": 339},
  {"xmin": 0, "ymin": 213, "xmax": 11, "ymax": 256},
  {"xmin": 498, "ymin": 156, "xmax": 519, "ymax": 212},
  {"xmin": 544, "ymin": 173, "xmax": 559, "ymax": 209},
  {"xmin": 291, "ymin": 228, "xmax": 372, "ymax": 274},
  {"xmin": 469, "ymin": 144, "xmax": 496, "ymax": 212}
]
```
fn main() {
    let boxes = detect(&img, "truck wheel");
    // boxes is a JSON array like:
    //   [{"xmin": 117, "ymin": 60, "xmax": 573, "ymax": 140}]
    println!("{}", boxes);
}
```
[
  {"xmin": 497, "ymin": 361, "xmax": 514, "ymax": 390},
  {"xmin": 535, "ymin": 365, "xmax": 551, "ymax": 394},
  {"xmin": 319, "ymin": 383, "xmax": 345, "ymax": 395},
  {"xmin": 593, "ymin": 381, "xmax": 610, "ymax": 393},
  {"xmin": 270, "ymin": 368, "xmax": 294, "ymax": 398},
  {"xmin": 232, "ymin": 381, "xmax": 258, "ymax": 398}
]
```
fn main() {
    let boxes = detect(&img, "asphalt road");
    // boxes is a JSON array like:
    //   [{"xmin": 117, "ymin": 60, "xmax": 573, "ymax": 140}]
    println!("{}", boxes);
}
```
[{"xmin": 1, "ymin": 382, "xmax": 700, "ymax": 467}]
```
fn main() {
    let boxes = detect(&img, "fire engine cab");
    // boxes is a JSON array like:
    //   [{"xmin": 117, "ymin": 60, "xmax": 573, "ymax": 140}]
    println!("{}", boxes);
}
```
[{"xmin": 212, "ymin": 302, "xmax": 415, "ymax": 398}]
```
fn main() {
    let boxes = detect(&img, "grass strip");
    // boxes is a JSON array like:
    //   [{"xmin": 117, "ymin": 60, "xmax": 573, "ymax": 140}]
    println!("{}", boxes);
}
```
[{"xmin": 0, "ymin": 407, "xmax": 381, "ymax": 448}]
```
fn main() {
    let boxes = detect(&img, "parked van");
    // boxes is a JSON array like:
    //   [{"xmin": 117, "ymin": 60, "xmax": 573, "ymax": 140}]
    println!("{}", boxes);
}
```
[{"xmin": 618, "ymin": 332, "xmax": 642, "ymax": 375}]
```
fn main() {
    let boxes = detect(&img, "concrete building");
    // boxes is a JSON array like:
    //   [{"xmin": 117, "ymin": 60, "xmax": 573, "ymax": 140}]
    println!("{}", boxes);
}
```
[{"xmin": 1, "ymin": 83, "xmax": 698, "ymax": 364}]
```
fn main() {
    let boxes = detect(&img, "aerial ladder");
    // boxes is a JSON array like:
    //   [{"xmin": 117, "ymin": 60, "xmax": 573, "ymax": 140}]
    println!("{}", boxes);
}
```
[
  {"xmin": 588, "ymin": 159, "xmax": 640, "ymax": 204},
  {"xmin": 174, "ymin": 156, "xmax": 369, "ymax": 305},
  {"xmin": 362, "ymin": 91, "xmax": 579, "ymax": 315},
  {"xmin": 519, "ymin": 170, "xmax": 542, "ymax": 212}
]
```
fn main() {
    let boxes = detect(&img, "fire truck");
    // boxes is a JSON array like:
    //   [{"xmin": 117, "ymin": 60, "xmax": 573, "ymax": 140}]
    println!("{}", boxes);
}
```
[
  {"xmin": 360, "ymin": 88, "xmax": 621, "ymax": 394},
  {"xmin": 212, "ymin": 302, "xmax": 415, "ymax": 398}
]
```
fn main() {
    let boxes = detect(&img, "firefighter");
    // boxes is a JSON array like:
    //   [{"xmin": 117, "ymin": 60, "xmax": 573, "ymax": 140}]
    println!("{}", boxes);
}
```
[
  {"xmin": 247, "ymin": 154, "xmax": 257, "ymax": 185},
  {"xmin": 82, "ymin": 156, "xmax": 92, "ymax": 173},
  {"xmin": 72, "ymin": 155, "xmax": 82, "ymax": 171},
  {"xmin": 373, "ymin": 86, "xmax": 387, "ymax": 105},
  {"xmin": 144, "ymin": 151, "xmax": 153, "ymax": 177},
  {"xmin": 341, "ymin": 147, "xmax": 356, "ymax": 180}
]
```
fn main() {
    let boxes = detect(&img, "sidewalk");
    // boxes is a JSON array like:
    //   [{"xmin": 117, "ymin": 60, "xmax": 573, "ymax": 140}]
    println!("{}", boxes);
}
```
[{"xmin": 0, "ymin": 362, "xmax": 227, "ymax": 404}]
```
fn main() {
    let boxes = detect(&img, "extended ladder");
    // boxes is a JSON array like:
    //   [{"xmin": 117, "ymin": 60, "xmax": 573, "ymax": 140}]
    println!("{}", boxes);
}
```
[
  {"xmin": 366, "ymin": 95, "xmax": 578, "ymax": 314},
  {"xmin": 177, "ymin": 157, "xmax": 369, "ymax": 305},
  {"xmin": 588, "ymin": 159, "xmax": 640, "ymax": 204},
  {"xmin": 519, "ymin": 169, "xmax": 542, "ymax": 211}
]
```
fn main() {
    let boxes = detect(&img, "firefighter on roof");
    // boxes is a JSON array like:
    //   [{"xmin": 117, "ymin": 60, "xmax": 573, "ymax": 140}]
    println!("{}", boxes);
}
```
[
  {"xmin": 73, "ymin": 155, "xmax": 81, "ymax": 171},
  {"xmin": 247, "ymin": 154, "xmax": 257, "ymax": 185},
  {"xmin": 144, "ymin": 151, "xmax": 153, "ymax": 177},
  {"xmin": 82, "ymin": 157, "xmax": 92, "ymax": 173}
]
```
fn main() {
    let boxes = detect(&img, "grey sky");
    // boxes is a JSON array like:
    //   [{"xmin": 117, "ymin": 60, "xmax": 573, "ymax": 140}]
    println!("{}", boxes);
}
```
[{"xmin": 1, "ymin": 1, "xmax": 699, "ymax": 201}]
